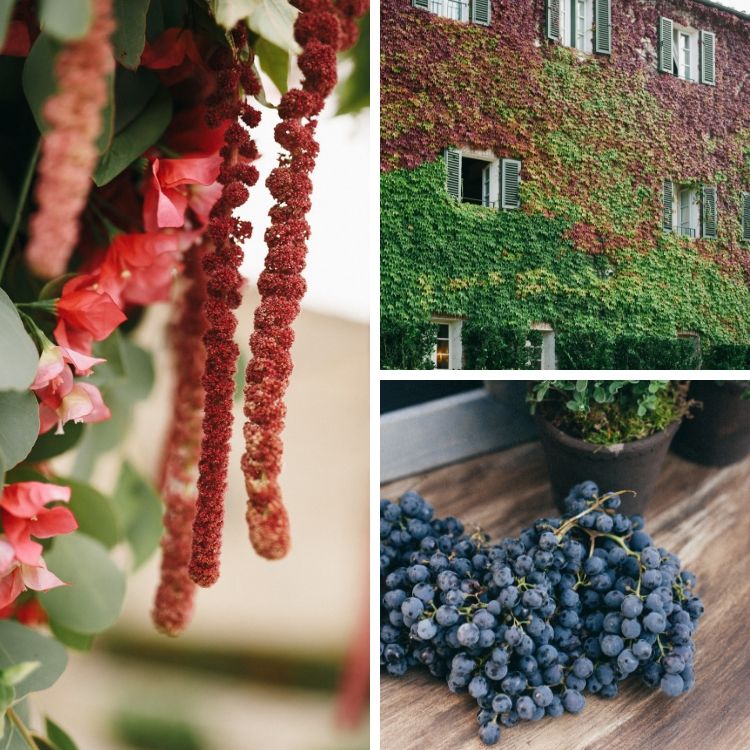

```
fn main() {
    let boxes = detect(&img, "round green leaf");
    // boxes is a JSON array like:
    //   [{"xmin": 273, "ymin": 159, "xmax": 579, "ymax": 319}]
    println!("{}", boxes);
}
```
[
  {"xmin": 22, "ymin": 34, "xmax": 60, "ymax": 133},
  {"xmin": 0, "ymin": 289, "xmax": 39, "ymax": 391},
  {"xmin": 63, "ymin": 478, "xmax": 120, "ymax": 549},
  {"xmin": 26, "ymin": 421, "xmax": 84, "ymax": 463},
  {"xmin": 0, "ymin": 621, "xmax": 67, "ymax": 699},
  {"xmin": 112, "ymin": 0, "xmax": 151, "ymax": 69},
  {"xmin": 0, "ymin": 390, "xmax": 40, "ymax": 470},
  {"xmin": 39, "ymin": 534, "xmax": 126, "ymax": 634},
  {"xmin": 39, "ymin": 0, "xmax": 92, "ymax": 41}
]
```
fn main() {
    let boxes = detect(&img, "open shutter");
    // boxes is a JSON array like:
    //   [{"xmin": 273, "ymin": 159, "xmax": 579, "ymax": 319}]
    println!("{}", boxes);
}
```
[
  {"xmin": 472, "ymin": 0, "xmax": 491, "ymax": 26},
  {"xmin": 659, "ymin": 17, "xmax": 674, "ymax": 74},
  {"xmin": 445, "ymin": 148, "xmax": 461, "ymax": 201},
  {"xmin": 546, "ymin": 0, "xmax": 560, "ymax": 41},
  {"xmin": 501, "ymin": 159, "xmax": 521, "ymax": 210},
  {"xmin": 700, "ymin": 30, "xmax": 716, "ymax": 86},
  {"xmin": 702, "ymin": 185, "xmax": 718, "ymax": 239},
  {"xmin": 662, "ymin": 180, "xmax": 674, "ymax": 232},
  {"xmin": 594, "ymin": 0, "xmax": 612, "ymax": 55},
  {"xmin": 412, "ymin": 0, "xmax": 429, "ymax": 10},
  {"xmin": 742, "ymin": 193, "xmax": 750, "ymax": 242}
]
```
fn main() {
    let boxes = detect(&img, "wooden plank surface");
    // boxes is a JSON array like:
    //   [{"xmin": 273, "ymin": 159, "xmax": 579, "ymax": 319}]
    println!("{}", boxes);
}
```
[{"xmin": 380, "ymin": 441, "xmax": 750, "ymax": 750}]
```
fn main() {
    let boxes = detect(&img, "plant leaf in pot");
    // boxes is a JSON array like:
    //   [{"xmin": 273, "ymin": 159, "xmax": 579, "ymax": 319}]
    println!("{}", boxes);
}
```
[
  {"xmin": 671, "ymin": 380, "xmax": 750, "ymax": 467},
  {"xmin": 528, "ymin": 380, "xmax": 692, "ymax": 515}
]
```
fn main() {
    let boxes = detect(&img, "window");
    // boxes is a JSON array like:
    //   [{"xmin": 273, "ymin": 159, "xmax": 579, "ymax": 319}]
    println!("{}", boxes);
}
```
[
  {"xmin": 742, "ymin": 193, "xmax": 750, "ymax": 243},
  {"xmin": 547, "ymin": 0, "xmax": 611, "ymax": 55},
  {"xmin": 659, "ymin": 18, "xmax": 715, "ymax": 85},
  {"xmin": 412, "ymin": 0, "xmax": 490, "ymax": 25},
  {"xmin": 525, "ymin": 324, "xmax": 556, "ymax": 370},
  {"xmin": 663, "ymin": 180, "xmax": 718, "ymax": 240},
  {"xmin": 444, "ymin": 148, "xmax": 522, "ymax": 210},
  {"xmin": 431, "ymin": 318, "xmax": 463, "ymax": 369}
]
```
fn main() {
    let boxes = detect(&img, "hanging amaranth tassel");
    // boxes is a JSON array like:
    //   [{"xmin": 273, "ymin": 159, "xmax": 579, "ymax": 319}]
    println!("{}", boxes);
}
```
[
  {"xmin": 241, "ymin": 0, "xmax": 368, "ymax": 560},
  {"xmin": 152, "ymin": 241, "xmax": 207, "ymax": 636},
  {"xmin": 188, "ymin": 26, "xmax": 261, "ymax": 587}
]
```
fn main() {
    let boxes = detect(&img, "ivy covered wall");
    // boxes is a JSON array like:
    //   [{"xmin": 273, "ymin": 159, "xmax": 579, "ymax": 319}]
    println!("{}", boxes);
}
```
[{"xmin": 380, "ymin": 0, "xmax": 750, "ymax": 369}]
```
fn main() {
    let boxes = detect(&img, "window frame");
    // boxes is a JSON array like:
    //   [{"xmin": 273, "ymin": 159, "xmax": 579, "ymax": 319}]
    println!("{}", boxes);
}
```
[{"xmin": 430, "ymin": 317, "xmax": 464, "ymax": 370}]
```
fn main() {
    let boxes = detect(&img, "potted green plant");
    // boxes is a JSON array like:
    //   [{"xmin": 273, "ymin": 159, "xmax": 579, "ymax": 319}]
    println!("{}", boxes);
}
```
[
  {"xmin": 528, "ymin": 380, "xmax": 692, "ymax": 515},
  {"xmin": 671, "ymin": 381, "xmax": 750, "ymax": 467}
]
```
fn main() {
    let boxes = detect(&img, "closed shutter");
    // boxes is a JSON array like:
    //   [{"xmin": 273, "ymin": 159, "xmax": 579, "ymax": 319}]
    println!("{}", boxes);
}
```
[
  {"xmin": 472, "ymin": 0, "xmax": 491, "ymax": 26},
  {"xmin": 663, "ymin": 180, "xmax": 673, "ymax": 232},
  {"xmin": 412, "ymin": 0, "xmax": 429, "ymax": 9},
  {"xmin": 702, "ymin": 185, "xmax": 718, "ymax": 239},
  {"xmin": 594, "ymin": 0, "xmax": 612, "ymax": 55},
  {"xmin": 501, "ymin": 159, "xmax": 521, "ymax": 210},
  {"xmin": 659, "ymin": 17, "xmax": 674, "ymax": 74},
  {"xmin": 742, "ymin": 193, "xmax": 750, "ymax": 242},
  {"xmin": 547, "ymin": 0, "xmax": 560, "ymax": 41},
  {"xmin": 445, "ymin": 148, "xmax": 461, "ymax": 201},
  {"xmin": 700, "ymin": 30, "xmax": 716, "ymax": 86}
]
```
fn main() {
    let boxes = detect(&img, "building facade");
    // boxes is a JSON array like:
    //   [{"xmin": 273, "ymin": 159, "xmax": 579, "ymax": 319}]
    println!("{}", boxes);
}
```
[{"xmin": 380, "ymin": 0, "xmax": 750, "ymax": 369}]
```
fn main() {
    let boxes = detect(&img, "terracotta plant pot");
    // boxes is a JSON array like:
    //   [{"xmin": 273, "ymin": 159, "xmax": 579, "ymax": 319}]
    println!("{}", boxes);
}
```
[
  {"xmin": 535, "ymin": 415, "xmax": 681, "ymax": 516},
  {"xmin": 671, "ymin": 381, "xmax": 750, "ymax": 467}
]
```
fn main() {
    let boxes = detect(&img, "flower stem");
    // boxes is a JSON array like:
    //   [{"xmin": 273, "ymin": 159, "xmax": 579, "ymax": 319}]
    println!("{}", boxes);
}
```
[
  {"xmin": 0, "ymin": 139, "xmax": 41, "ymax": 285},
  {"xmin": 7, "ymin": 708, "xmax": 41, "ymax": 750}
]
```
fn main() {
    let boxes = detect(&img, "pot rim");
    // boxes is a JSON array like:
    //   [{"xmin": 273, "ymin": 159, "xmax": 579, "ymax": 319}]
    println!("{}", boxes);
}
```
[{"xmin": 534, "ymin": 413, "xmax": 681, "ymax": 456}]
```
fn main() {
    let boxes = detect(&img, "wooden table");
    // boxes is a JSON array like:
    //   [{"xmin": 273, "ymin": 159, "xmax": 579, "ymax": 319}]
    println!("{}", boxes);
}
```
[{"xmin": 380, "ymin": 442, "xmax": 750, "ymax": 750}]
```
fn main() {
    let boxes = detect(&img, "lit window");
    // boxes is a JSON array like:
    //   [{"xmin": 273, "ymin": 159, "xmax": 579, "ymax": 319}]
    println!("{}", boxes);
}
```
[
  {"xmin": 444, "ymin": 148, "xmax": 522, "ymax": 210},
  {"xmin": 431, "ymin": 318, "xmax": 463, "ymax": 370}
]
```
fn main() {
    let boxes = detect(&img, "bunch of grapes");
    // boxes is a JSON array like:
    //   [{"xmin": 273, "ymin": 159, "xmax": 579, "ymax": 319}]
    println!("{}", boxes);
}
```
[{"xmin": 380, "ymin": 483, "xmax": 704, "ymax": 746}]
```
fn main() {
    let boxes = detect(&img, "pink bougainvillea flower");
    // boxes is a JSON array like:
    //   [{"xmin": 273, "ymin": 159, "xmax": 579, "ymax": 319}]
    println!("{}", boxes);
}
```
[
  {"xmin": 140, "ymin": 28, "xmax": 205, "ymax": 86},
  {"xmin": 38, "ymin": 380, "xmax": 111, "ymax": 436},
  {"xmin": 0, "ymin": 20, "xmax": 31, "ymax": 56},
  {"xmin": 0, "ymin": 482, "xmax": 76, "ymax": 565},
  {"xmin": 32, "ymin": 341, "xmax": 105, "ymax": 390},
  {"xmin": 53, "ymin": 274, "xmax": 126, "ymax": 354},
  {"xmin": 0, "ymin": 556, "xmax": 66, "ymax": 611},
  {"xmin": 97, "ymin": 231, "xmax": 199, "ymax": 307},
  {"xmin": 165, "ymin": 106, "xmax": 229, "ymax": 156},
  {"xmin": 142, "ymin": 155, "xmax": 222, "ymax": 232}
]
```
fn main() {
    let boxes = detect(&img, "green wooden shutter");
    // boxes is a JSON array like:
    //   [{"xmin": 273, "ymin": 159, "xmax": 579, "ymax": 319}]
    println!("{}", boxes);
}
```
[
  {"xmin": 546, "ymin": 0, "xmax": 560, "ymax": 41},
  {"xmin": 472, "ymin": 0, "xmax": 491, "ymax": 26},
  {"xmin": 594, "ymin": 0, "xmax": 612, "ymax": 55},
  {"xmin": 445, "ymin": 148, "xmax": 461, "ymax": 201},
  {"xmin": 659, "ymin": 17, "xmax": 674, "ymax": 74},
  {"xmin": 662, "ymin": 180, "xmax": 673, "ymax": 232},
  {"xmin": 702, "ymin": 185, "xmax": 718, "ymax": 239},
  {"xmin": 412, "ymin": 0, "xmax": 429, "ymax": 10},
  {"xmin": 501, "ymin": 159, "xmax": 521, "ymax": 210},
  {"xmin": 700, "ymin": 30, "xmax": 716, "ymax": 86},
  {"xmin": 742, "ymin": 193, "xmax": 750, "ymax": 242}
]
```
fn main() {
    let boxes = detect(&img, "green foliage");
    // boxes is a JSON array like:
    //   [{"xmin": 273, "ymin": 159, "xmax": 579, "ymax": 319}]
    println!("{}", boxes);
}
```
[
  {"xmin": 0, "ymin": 290, "xmax": 38, "ymax": 391},
  {"xmin": 44, "ymin": 719, "xmax": 79, "ymax": 750},
  {"xmin": 254, "ymin": 37, "xmax": 289, "ymax": 94},
  {"xmin": 39, "ymin": 533, "xmax": 126, "ymax": 634},
  {"xmin": 26, "ymin": 422, "xmax": 84, "ymax": 463},
  {"xmin": 0, "ymin": 390, "xmax": 40, "ymax": 482},
  {"xmin": 380, "ymin": 159, "xmax": 750, "ymax": 368},
  {"xmin": 0, "ymin": 0, "xmax": 14, "ymax": 51},
  {"xmin": 112, "ymin": 711, "xmax": 206, "ymax": 750},
  {"xmin": 112, "ymin": 0, "xmax": 152, "ymax": 69},
  {"xmin": 21, "ymin": 35, "xmax": 59, "ymax": 134},
  {"xmin": 64, "ymin": 478, "xmax": 121, "ymax": 549},
  {"xmin": 0, "ymin": 622, "xmax": 67, "ymax": 699},
  {"xmin": 38, "ymin": 0, "xmax": 92, "ymax": 42},
  {"xmin": 337, "ymin": 13, "xmax": 369, "ymax": 115},
  {"xmin": 528, "ymin": 380, "xmax": 690, "ymax": 444},
  {"xmin": 212, "ymin": 0, "xmax": 300, "ymax": 53}
]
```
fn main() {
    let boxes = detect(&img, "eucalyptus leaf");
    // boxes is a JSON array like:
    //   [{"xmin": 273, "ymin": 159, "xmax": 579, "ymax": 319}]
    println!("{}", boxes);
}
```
[
  {"xmin": 63, "ymin": 478, "xmax": 121, "ymax": 549},
  {"xmin": 255, "ymin": 37, "xmax": 288, "ymax": 94},
  {"xmin": 0, "ymin": 0, "xmax": 15, "ymax": 51},
  {"xmin": 22, "ymin": 34, "xmax": 60, "ymax": 133},
  {"xmin": 40, "ymin": 533, "xmax": 126, "ymax": 634},
  {"xmin": 47, "ymin": 621, "xmax": 93, "ymax": 653},
  {"xmin": 0, "ymin": 661, "xmax": 39, "ymax": 687},
  {"xmin": 0, "ymin": 621, "xmax": 67, "ymax": 699},
  {"xmin": 45, "ymin": 719, "xmax": 79, "ymax": 750},
  {"xmin": 0, "ymin": 390, "xmax": 40, "ymax": 470},
  {"xmin": 0, "ymin": 288, "xmax": 39, "ymax": 391},
  {"xmin": 112, "ymin": 0, "xmax": 151, "ymax": 69},
  {"xmin": 25, "ymin": 421, "xmax": 84, "ymax": 463},
  {"xmin": 113, "ymin": 462, "xmax": 163, "ymax": 568},
  {"xmin": 39, "ymin": 0, "xmax": 92, "ymax": 42},
  {"xmin": 94, "ymin": 85, "xmax": 172, "ymax": 186},
  {"xmin": 213, "ymin": 0, "xmax": 299, "ymax": 53},
  {"xmin": 0, "ymin": 683, "xmax": 13, "ymax": 715}
]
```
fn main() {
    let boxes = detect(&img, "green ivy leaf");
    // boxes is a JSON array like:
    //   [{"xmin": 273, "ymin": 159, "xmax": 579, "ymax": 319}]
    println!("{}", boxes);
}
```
[
  {"xmin": 0, "ymin": 390, "xmax": 40, "ymax": 471},
  {"xmin": 63, "ymin": 478, "xmax": 121, "ymax": 549},
  {"xmin": 38, "ymin": 0, "xmax": 92, "ymax": 42},
  {"xmin": 94, "ymin": 85, "xmax": 171, "ymax": 186},
  {"xmin": 113, "ymin": 462, "xmax": 163, "ymax": 569},
  {"xmin": 255, "ymin": 37, "xmax": 288, "ymax": 95},
  {"xmin": 0, "ymin": 621, "xmax": 67, "ymax": 699},
  {"xmin": 39, "ymin": 533, "xmax": 126, "ymax": 634},
  {"xmin": 0, "ymin": 289, "xmax": 39, "ymax": 391},
  {"xmin": 0, "ymin": 0, "xmax": 15, "ymax": 51},
  {"xmin": 212, "ymin": 0, "xmax": 300, "ymax": 53},
  {"xmin": 112, "ymin": 0, "xmax": 151, "ymax": 69},
  {"xmin": 45, "ymin": 719, "xmax": 79, "ymax": 750},
  {"xmin": 47, "ymin": 621, "xmax": 93, "ymax": 653}
]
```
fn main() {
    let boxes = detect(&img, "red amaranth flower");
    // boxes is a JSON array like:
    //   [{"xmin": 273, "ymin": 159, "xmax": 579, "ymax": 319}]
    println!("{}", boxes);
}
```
[
  {"xmin": 152, "ymin": 242, "xmax": 207, "ymax": 635},
  {"xmin": 188, "ymin": 29, "xmax": 262, "ymax": 588},
  {"xmin": 241, "ymin": 0, "xmax": 368, "ymax": 560},
  {"xmin": 25, "ymin": 0, "xmax": 115, "ymax": 280}
]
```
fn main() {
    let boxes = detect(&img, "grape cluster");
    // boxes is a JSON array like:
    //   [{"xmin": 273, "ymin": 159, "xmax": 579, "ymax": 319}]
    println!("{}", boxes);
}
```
[{"xmin": 380, "ymin": 483, "xmax": 704, "ymax": 746}]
